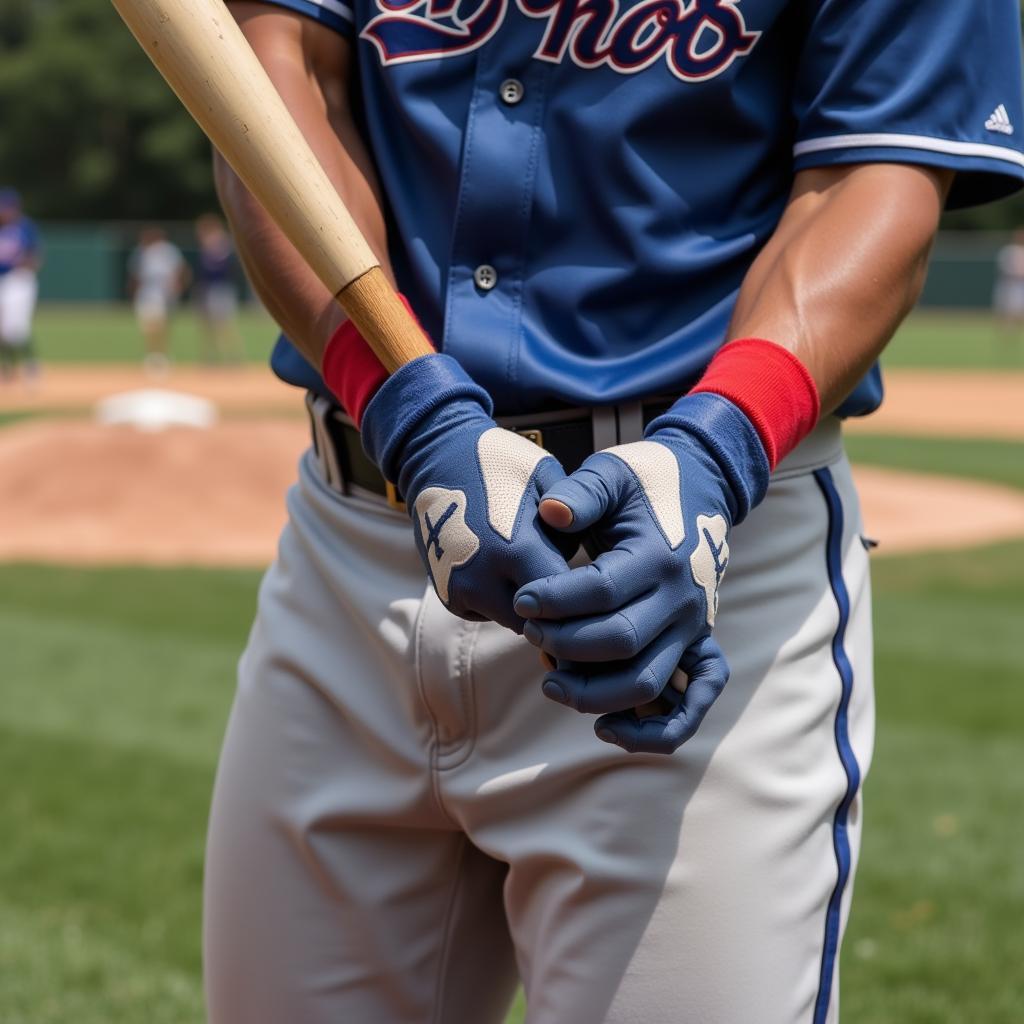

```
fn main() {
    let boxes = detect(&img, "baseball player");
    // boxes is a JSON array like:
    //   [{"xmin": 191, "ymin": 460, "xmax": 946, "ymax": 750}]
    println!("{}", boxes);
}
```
[
  {"xmin": 127, "ymin": 225, "xmax": 189, "ymax": 374},
  {"xmin": 203, "ymin": 2, "xmax": 1024, "ymax": 1022},
  {"xmin": 194, "ymin": 214, "xmax": 245, "ymax": 364},
  {"xmin": 994, "ymin": 227, "xmax": 1024, "ymax": 352},
  {"xmin": 0, "ymin": 188, "xmax": 42, "ymax": 382}
]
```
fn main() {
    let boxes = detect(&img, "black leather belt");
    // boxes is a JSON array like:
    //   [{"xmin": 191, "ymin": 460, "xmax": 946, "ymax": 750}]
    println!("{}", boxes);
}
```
[{"xmin": 305, "ymin": 392, "xmax": 675, "ymax": 510}]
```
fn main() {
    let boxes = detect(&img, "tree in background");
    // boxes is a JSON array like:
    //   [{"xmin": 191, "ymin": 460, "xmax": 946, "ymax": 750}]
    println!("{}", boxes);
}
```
[{"xmin": 0, "ymin": 0, "xmax": 218, "ymax": 220}]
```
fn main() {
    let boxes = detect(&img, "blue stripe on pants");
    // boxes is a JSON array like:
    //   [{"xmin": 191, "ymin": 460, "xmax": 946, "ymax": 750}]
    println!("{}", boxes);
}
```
[{"xmin": 812, "ymin": 467, "xmax": 862, "ymax": 1024}]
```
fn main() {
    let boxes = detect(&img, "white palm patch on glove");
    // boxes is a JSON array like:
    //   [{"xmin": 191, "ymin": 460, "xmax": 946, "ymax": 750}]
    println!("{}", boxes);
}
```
[
  {"xmin": 605, "ymin": 442, "xmax": 685, "ymax": 549},
  {"xmin": 477, "ymin": 428, "xmax": 550, "ymax": 541},
  {"xmin": 689, "ymin": 514, "xmax": 730, "ymax": 626},
  {"xmin": 414, "ymin": 487, "xmax": 480, "ymax": 604}
]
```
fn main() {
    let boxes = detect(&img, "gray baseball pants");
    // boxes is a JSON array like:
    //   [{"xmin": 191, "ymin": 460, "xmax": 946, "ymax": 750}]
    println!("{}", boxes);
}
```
[{"xmin": 204, "ymin": 416, "xmax": 874, "ymax": 1024}]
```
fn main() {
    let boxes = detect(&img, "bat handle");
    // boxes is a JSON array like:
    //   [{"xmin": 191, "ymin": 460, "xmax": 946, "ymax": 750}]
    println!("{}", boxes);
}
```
[{"xmin": 338, "ymin": 268, "xmax": 432, "ymax": 375}]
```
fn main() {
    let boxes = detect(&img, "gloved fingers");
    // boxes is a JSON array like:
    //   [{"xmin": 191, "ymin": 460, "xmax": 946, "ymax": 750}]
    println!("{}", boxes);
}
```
[
  {"xmin": 532, "ymin": 453, "xmax": 570, "ymax": 495},
  {"xmin": 445, "ymin": 574, "xmax": 523, "ymax": 632},
  {"xmin": 520, "ymin": 588, "xmax": 678, "ymax": 661},
  {"xmin": 445, "ymin": 530, "xmax": 571, "ymax": 632},
  {"xmin": 593, "ymin": 636, "xmax": 730, "ymax": 754},
  {"xmin": 522, "ymin": 613, "xmax": 635, "ymax": 661},
  {"xmin": 420, "ymin": 456, "xmax": 572, "ymax": 630},
  {"xmin": 540, "ymin": 623, "xmax": 686, "ymax": 715},
  {"xmin": 547, "ymin": 529, "xmax": 584, "ymax": 563},
  {"xmin": 537, "ymin": 460, "xmax": 617, "ymax": 534},
  {"xmin": 672, "ymin": 633, "xmax": 731, "ymax": 737},
  {"xmin": 513, "ymin": 548, "xmax": 651, "ymax": 619},
  {"xmin": 510, "ymin": 533, "xmax": 577, "ymax": 595},
  {"xmin": 530, "ymin": 457, "xmax": 578, "ymax": 561}
]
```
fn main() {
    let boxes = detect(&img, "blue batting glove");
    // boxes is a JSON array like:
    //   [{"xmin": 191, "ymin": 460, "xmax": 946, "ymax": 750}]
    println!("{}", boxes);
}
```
[
  {"xmin": 514, "ymin": 393, "xmax": 770, "ymax": 753},
  {"xmin": 362, "ymin": 354, "xmax": 573, "ymax": 632}
]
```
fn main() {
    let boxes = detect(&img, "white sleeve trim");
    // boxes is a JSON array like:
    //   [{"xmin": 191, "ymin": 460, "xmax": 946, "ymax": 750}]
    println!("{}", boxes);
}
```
[
  {"xmin": 795, "ymin": 132, "xmax": 1024, "ymax": 171},
  {"xmin": 309, "ymin": 0, "xmax": 354, "ymax": 22}
]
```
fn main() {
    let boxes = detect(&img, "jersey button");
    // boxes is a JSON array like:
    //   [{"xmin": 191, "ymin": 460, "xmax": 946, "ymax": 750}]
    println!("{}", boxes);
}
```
[
  {"xmin": 474, "ymin": 264, "xmax": 498, "ymax": 291},
  {"xmin": 499, "ymin": 79, "xmax": 524, "ymax": 105}
]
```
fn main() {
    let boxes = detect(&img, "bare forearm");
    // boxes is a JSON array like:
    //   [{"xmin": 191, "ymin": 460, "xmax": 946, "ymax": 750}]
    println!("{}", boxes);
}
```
[
  {"xmin": 728, "ymin": 164, "xmax": 952, "ymax": 414},
  {"xmin": 218, "ymin": 4, "xmax": 392, "ymax": 365}
]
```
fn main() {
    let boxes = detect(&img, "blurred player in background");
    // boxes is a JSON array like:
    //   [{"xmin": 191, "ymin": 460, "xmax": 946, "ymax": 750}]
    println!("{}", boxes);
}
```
[
  {"xmin": 0, "ymin": 188, "xmax": 42, "ymax": 383},
  {"xmin": 128, "ymin": 225, "xmax": 189, "ymax": 375},
  {"xmin": 994, "ymin": 228, "xmax": 1024, "ymax": 355},
  {"xmin": 195, "ymin": 214, "xmax": 244, "ymax": 365}
]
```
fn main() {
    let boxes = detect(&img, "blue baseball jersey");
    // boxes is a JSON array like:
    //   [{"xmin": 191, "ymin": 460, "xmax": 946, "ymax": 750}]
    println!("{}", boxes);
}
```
[
  {"xmin": 266, "ymin": 0, "xmax": 1024, "ymax": 415},
  {"xmin": 198, "ymin": 241, "xmax": 237, "ymax": 287},
  {"xmin": 0, "ymin": 216, "xmax": 39, "ymax": 277}
]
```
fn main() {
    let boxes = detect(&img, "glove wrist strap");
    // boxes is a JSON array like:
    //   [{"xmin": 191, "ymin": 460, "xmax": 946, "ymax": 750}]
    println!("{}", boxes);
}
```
[
  {"xmin": 689, "ymin": 338, "xmax": 820, "ymax": 470},
  {"xmin": 360, "ymin": 353, "xmax": 493, "ymax": 483},
  {"xmin": 321, "ymin": 293, "xmax": 424, "ymax": 427},
  {"xmin": 647, "ymin": 393, "xmax": 770, "ymax": 523}
]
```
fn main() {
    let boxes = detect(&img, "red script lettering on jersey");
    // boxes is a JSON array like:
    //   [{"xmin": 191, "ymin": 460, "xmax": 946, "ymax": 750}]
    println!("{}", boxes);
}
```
[{"xmin": 362, "ymin": 0, "xmax": 761, "ymax": 82}]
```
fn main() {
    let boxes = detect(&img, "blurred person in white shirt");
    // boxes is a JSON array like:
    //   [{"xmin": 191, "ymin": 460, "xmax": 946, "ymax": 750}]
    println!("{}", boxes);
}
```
[{"xmin": 128, "ymin": 226, "xmax": 190, "ymax": 375}]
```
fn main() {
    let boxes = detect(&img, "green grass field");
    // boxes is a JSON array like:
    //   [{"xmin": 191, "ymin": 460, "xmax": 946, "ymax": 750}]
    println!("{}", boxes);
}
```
[
  {"xmin": 2, "ymin": 542, "xmax": 1023, "ymax": 1023},
  {"xmin": 30, "ymin": 305, "xmax": 278, "ymax": 366},
  {"xmin": 3, "ymin": 307, "xmax": 1024, "ymax": 1022},
  {"xmin": 878, "ymin": 312, "xmax": 1024, "ymax": 370},
  {"xmin": 844, "ymin": 435, "xmax": 1024, "ymax": 493},
  {"xmin": 22, "ymin": 304, "xmax": 1024, "ymax": 370}
]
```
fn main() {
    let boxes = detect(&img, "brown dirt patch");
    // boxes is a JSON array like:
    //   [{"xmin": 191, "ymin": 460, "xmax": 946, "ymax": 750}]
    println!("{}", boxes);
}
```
[
  {"xmin": 5, "ymin": 365, "xmax": 1024, "ymax": 438},
  {"xmin": 852, "ymin": 465, "xmax": 1024, "ymax": 555},
  {"xmin": 0, "ymin": 418, "xmax": 1021, "ymax": 567},
  {"xmin": 1, "ymin": 363, "xmax": 1022, "ymax": 565},
  {"xmin": 846, "ymin": 370, "xmax": 1024, "ymax": 440},
  {"xmin": 0, "ymin": 419, "xmax": 308, "ymax": 566}
]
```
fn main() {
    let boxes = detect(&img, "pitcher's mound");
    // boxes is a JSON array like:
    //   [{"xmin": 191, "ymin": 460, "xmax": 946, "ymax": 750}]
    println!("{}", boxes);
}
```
[{"xmin": 852, "ymin": 465, "xmax": 1024, "ymax": 554}]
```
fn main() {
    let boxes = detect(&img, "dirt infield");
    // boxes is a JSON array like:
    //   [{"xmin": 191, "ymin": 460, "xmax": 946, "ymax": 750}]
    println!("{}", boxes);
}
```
[
  {"xmin": 5, "ymin": 364, "xmax": 1024, "ymax": 436},
  {"xmin": 1, "ymin": 364, "xmax": 1022, "ymax": 565},
  {"xmin": 852, "ymin": 466, "xmax": 1024, "ymax": 554},
  {"xmin": 845, "ymin": 371, "xmax": 1024, "ymax": 440},
  {"xmin": 0, "ymin": 389, "xmax": 1022, "ymax": 566},
  {"xmin": 0, "ymin": 419, "xmax": 308, "ymax": 566}
]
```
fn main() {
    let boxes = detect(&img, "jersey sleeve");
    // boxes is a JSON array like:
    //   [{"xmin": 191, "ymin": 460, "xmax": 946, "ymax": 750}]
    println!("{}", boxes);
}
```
[
  {"xmin": 249, "ymin": 0, "xmax": 355, "ymax": 38},
  {"xmin": 792, "ymin": 0, "xmax": 1024, "ymax": 208}
]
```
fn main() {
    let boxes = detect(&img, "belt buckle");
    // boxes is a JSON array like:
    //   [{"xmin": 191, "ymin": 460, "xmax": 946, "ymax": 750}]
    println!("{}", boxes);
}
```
[
  {"xmin": 518, "ymin": 427, "xmax": 544, "ymax": 448},
  {"xmin": 385, "ymin": 481, "xmax": 407, "ymax": 512}
]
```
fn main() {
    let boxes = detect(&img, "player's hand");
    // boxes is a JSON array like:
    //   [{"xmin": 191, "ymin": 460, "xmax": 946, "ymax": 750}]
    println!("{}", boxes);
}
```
[
  {"xmin": 361, "ymin": 354, "xmax": 573, "ymax": 632},
  {"xmin": 513, "ymin": 393, "xmax": 770, "ymax": 753}
]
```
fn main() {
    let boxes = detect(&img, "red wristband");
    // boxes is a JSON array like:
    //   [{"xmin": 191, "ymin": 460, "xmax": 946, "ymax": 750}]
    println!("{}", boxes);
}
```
[
  {"xmin": 321, "ymin": 294, "xmax": 425, "ymax": 427},
  {"xmin": 690, "ymin": 338, "xmax": 820, "ymax": 470}
]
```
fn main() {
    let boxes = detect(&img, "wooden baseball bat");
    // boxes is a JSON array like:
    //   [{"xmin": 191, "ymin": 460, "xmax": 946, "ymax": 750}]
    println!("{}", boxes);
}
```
[{"xmin": 111, "ymin": 0, "xmax": 432, "ymax": 373}]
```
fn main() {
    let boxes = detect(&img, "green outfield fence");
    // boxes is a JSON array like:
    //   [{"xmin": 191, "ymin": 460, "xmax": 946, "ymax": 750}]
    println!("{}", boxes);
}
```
[
  {"xmin": 35, "ymin": 222, "xmax": 255, "ymax": 304},
  {"xmin": 31, "ymin": 224, "xmax": 1012, "ymax": 308}
]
